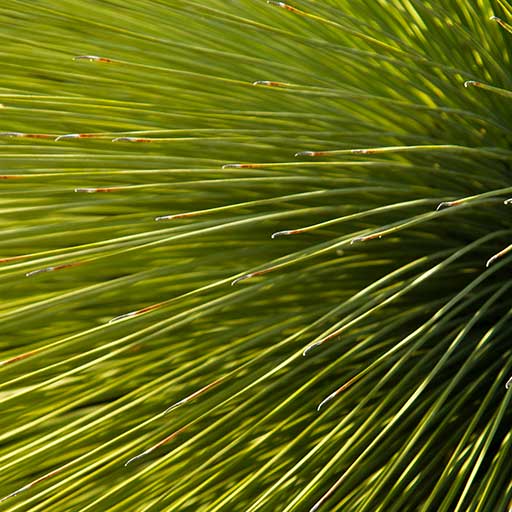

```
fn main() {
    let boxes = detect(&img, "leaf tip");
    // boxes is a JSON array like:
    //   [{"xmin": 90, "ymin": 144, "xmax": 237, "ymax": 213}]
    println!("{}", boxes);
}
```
[
  {"xmin": 231, "ymin": 274, "xmax": 250, "ymax": 285},
  {"xmin": 74, "ymin": 55, "xmax": 112, "ymax": 63}
]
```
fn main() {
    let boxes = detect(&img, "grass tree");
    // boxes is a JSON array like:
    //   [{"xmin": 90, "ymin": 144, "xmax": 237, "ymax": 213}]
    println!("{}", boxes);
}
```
[{"xmin": 1, "ymin": 0, "xmax": 512, "ymax": 510}]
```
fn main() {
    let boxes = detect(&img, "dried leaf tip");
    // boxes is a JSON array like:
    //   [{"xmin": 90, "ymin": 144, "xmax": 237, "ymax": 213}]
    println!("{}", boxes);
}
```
[
  {"xmin": 155, "ymin": 213, "xmax": 188, "ymax": 221},
  {"xmin": 109, "ymin": 303, "xmax": 162, "ymax": 323},
  {"xmin": 112, "ymin": 137, "xmax": 152, "ymax": 142},
  {"xmin": 0, "ymin": 351, "xmax": 35, "ymax": 366},
  {"xmin": 222, "ymin": 163, "xmax": 259, "ymax": 169},
  {"xmin": 26, "ymin": 262, "xmax": 80, "ymax": 277},
  {"xmin": 252, "ymin": 80, "xmax": 288, "ymax": 87},
  {"xmin": 74, "ymin": 55, "xmax": 113, "ymax": 62},
  {"xmin": 232, "ymin": 267, "xmax": 272, "ymax": 285},
  {"xmin": 295, "ymin": 150, "xmax": 317, "ymax": 157},
  {"xmin": 0, "ymin": 467, "xmax": 64, "ymax": 503},
  {"xmin": 351, "ymin": 234, "xmax": 381, "ymax": 244},
  {"xmin": 267, "ymin": 0, "xmax": 298, "ymax": 12},
  {"xmin": 231, "ymin": 274, "xmax": 252, "ymax": 285},
  {"xmin": 109, "ymin": 311, "xmax": 137, "ymax": 324},
  {"xmin": 56, "ymin": 133, "xmax": 97, "ymax": 141},
  {"xmin": 56, "ymin": 133, "xmax": 79, "ymax": 141},
  {"xmin": 352, "ymin": 148, "xmax": 375, "ymax": 154},
  {"xmin": 489, "ymin": 15, "xmax": 512, "ymax": 34},
  {"xmin": 317, "ymin": 391, "xmax": 336, "ymax": 411},
  {"xmin": 271, "ymin": 229, "xmax": 298, "ymax": 239},
  {"xmin": 303, "ymin": 340, "xmax": 322, "ymax": 356},
  {"xmin": 0, "ymin": 132, "xmax": 53, "ymax": 139},
  {"xmin": 436, "ymin": 200, "xmax": 460, "ymax": 211},
  {"xmin": 124, "ymin": 453, "xmax": 145, "ymax": 467},
  {"xmin": 124, "ymin": 427, "xmax": 186, "ymax": 466},
  {"xmin": 506, "ymin": 376, "xmax": 512, "ymax": 389},
  {"xmin": 75, "ymin": 187, "xmax": 117, "ymax": 193},
  {"xmin": 309, "ymin": 500, "xmax": 324, "ymax": 512},
  {"xmin": 489, "ymin": 15, "xmax": 506, "ymax": 27},
  {"xmin": 164, "ymin": 378, "xmax": 223, "ymax": 414},
  {"xmin": 486, "ymin": 255, "xmax": 497, "ymax": 268},
  {"xmin": 485, "ymin": 245, "xmax": 512, "ymax": 267},
  {"xmin": 0, "ymin": 132, "xmax": 23, "ymax": 137},
  {"xmin": 0, "ymin": 484, "xmax": 31, "ymax": 503}
]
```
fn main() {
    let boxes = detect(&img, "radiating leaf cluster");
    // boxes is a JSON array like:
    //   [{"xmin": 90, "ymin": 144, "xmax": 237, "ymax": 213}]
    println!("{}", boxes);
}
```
[{"xmin": 1, "ymin": 1, "xmax": 512, "ymax": 510}]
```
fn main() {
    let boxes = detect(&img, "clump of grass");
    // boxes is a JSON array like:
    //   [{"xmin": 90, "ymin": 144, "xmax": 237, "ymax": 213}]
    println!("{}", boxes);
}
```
[{"xmin": 1, "ymin": 1, "xmax": 512, "ymax": 511}]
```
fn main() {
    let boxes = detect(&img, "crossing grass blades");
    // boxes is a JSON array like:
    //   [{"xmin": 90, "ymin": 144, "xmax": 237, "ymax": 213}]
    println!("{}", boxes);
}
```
[{"xmin": 1, "ymin": 1, "xmax": 512, "ymax": 511}]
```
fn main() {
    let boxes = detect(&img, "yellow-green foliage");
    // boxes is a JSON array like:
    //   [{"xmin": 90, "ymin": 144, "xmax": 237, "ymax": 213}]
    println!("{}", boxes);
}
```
[{"xmin": 1, "ymin": 1, "xmax": 512, "ymax": 510}]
